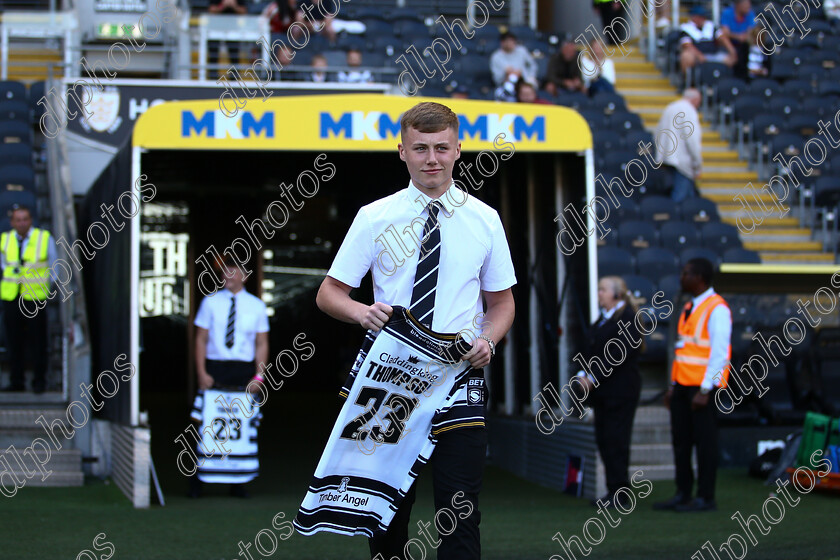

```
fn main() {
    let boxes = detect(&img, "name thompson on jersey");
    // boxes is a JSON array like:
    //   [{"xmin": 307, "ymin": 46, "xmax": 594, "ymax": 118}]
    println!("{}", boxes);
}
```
[{"xmin": 364, "ymin": 352, "xmax": 441, "ymax": 395}]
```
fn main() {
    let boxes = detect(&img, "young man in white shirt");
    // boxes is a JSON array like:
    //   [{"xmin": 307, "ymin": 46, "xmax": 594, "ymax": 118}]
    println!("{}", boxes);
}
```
[
  {"xmin": 190, "ymin": 255, "xmax": 269, "ymax": 498},
  {"xmin": 316, "ymin": 101, "xmax": 516, "ymax": 560}
]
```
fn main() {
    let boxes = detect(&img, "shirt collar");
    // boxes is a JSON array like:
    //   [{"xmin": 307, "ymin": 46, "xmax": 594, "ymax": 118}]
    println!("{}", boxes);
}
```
[
  {"xmin": 692, "ymin": 287, "xmax": 715, "ymax": 307},
  {"xmin": 601, "ymin": 299, "xmax": 625, "ymax": 320},
  {"xmin": 407, "ymin": 181, "xmax": 460, "ymax": 216},
  {"xmin": 220, "ymin": 287, "xmax": 245, "ymax": 299}
]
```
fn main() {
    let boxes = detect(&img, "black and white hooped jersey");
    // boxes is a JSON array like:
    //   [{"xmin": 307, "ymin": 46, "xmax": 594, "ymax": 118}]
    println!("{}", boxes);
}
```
[
  {"xmin": 293, "ymin": 306, "xmax": 476, "ymax": 537},
  {"xmin": 190, "ymin": 389, "xmax": 262, "ymax": 484}
]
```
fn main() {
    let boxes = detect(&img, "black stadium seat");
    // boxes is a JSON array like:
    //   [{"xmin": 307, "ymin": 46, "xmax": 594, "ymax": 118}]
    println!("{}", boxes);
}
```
[
  {"xmin": 597, "ymin": 246, "xmax": 635, "ymax": 277},
  {"xmin": 0, "ymin": 189, "xmax": 37, "ymax": 218},
  {"xmin": 618, "ymin": 220, "xmax": 658, "ymax": 251},
  {"xmin": 0, "ymin": 121, "xmax": 32, "ymax": 145},
  {"xmin": 723, "ymin": 248, "xmax": 761, "ymax": 263},
  {"xmin": 623, "ymin": 274, "xmax": 656, "ymax": 307},
  {"xmin": 679, "ymin": 197, "xmax": 720, "ymax": 223},
  {"xmin": 659, "ymin": 221, "xmax": 700, "ymax": 251},
  {"xmin": 609, "ymin": 111, "xmax": 643, "ymax": 132},
  {"xmin": 590, "ymin": 92, "xmax": 627, "ymax": 114},
  {"xmin": 0, "ymin": 101, "xmax": 30, "ymax": 122},
  {"xmin": 639, "ymin": 195, "xmax": 678, "ymax": 222},
  {"xmin": 0, "ymin": 165, "xmax": 35, "ymax": 192},
  {"xmin": 658, "ymin": 273, "xmax": 681, "ymax": 303},
  {"xmin": 28, "ymin": 81, "xmax": 46, "ymax": 120},
  {"xmin": 0, "ymin": 143, "xmax": 33, "ymax": 168},
  {"xmin": 701, "ymin": 222, "xmax": 742, "ymax": 253},
  {"xmin": 680, "ymin": 246, "xmax": 720, "ymax": 267},
  {"xmin": 636, "ymin": 247, "xmax": 679, "ymax": 282},
  {"xmin": 0, "ymin": 81, "xmax": 27, "ymax": 102}
]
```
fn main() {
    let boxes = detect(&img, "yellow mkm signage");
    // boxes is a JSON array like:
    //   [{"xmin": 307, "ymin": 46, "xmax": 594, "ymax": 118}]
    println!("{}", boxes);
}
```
[{"xmin": 132, "ymin": 94, "xmax": 592, "ymax": 152}]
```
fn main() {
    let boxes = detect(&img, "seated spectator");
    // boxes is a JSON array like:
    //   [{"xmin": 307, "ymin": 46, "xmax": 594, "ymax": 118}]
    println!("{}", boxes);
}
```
[
  {"xmin": 337, "ymin": 48, "xmax": 372, "ymax": 83},
  {"xmin": 679, "ymin": 5, "xmax": 737, "ymax": 71},
  {"xmin": 516, "ymin": 78, "xmax": 551, "ymax": 104},
  {"xmin": 297, "ymin": 0, "xmax": 338, "ymax": 43},
  {"xmin": 720, "ymin": 0, "xmax": 755, "ymax": 43},
  {"xmin": 310, "ymin": 53, "xmax": 329, "ymax": 82},
  {"xmin": 451, "ymin": 83, "xmax": 470, "ymax": 99},
  {"xmin": 272, "ymin": 44, "xmax": 298, "ymax": 80},
  {"xmin": 721, "ymin": 0, "xmax": 755, "ymax": 78},
  {"xmin": 207, "ymin": 0, "xmax": 247, "ymax": 79},
  {"xmin": 826, "ymin": 0, "xmax": 840, "ymax": 20},
  {"xmin": 262, "ymin": 0, "xmax": 300, "ymax": 37},
  {"xmin": 490, "ymin": 31, "xmax": 537, "ymax": 87},
  {"xmin": 746, "ymin": 24, "xmax": 771, "ymax": 79},
  {"xmin": 580, "ymin": 40, "xmax": 616, "ymax": 96},
  {"xmin": 544, "ymin": 39, "xmax": 585, "ymax": 95}
]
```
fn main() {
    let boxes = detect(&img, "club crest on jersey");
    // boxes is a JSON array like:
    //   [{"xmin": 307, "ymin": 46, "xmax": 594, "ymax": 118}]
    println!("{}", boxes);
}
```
[
  {"xmin": 338, "ymin": 477, "xmax": 350, "ymax": 493},
  {"xmin": 467, "ymin": 378, "xmax": 484, "ymax": 405}
]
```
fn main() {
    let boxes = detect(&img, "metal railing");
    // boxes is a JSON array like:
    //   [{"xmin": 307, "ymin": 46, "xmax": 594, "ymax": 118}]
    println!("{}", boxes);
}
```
[{"xmin": 0, "ymin": 10, "xmax": 78, "ymax": 79}]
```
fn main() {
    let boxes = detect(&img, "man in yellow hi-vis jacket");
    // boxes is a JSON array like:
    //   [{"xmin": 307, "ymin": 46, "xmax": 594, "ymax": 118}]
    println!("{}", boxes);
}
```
[{"xmin": 1, "ymin": 205, "xmax": 57, "ymax": 393}]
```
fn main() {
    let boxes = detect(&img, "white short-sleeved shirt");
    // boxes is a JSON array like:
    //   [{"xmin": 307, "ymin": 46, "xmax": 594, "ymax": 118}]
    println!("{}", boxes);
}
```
[
  {"xmin": 194, "ymin": 288, "xmax": 269, "ymax": 362},
  {"xmin": 327, "ymin": 181, "xmax": 517, "ymax": 334}
]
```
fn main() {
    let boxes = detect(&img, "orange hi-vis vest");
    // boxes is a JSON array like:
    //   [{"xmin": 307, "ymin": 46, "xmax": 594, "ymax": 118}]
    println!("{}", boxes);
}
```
[{"xmin": 672, "ymin": 293, "xmax": 731, "ymax": 388}]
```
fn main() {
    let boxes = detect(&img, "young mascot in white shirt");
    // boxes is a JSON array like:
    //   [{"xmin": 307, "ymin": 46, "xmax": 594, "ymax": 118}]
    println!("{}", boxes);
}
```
[{"xmin": 316, "ymin": 101, "xmax": 516, "ymax": 560}]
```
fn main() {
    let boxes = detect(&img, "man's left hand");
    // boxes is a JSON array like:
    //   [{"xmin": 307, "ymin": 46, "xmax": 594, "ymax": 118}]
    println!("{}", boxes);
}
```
[
  {"xmin": 462, "ymin": 338, "xmax": 492, "ymax": 369},
  {"xmin": 691, "ymin": 390, "xmax": 710, "ymax": 410}
]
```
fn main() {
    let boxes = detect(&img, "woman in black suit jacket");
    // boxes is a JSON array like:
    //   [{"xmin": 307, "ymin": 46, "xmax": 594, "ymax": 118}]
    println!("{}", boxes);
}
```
[{"xmin": 578, "ymin": 276, "xmax": 643, "ymax": 508}]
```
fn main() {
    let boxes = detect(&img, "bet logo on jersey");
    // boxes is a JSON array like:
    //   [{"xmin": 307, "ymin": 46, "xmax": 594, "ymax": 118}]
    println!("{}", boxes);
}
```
[{"xmin": 467, "ymin": 378, "xmax": 485, "ymax": 405}]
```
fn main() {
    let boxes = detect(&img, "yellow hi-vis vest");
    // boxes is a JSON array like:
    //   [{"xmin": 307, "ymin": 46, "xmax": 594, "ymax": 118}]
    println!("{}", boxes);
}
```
[
  {"xmin": 671, "ymin": 293, "xmax": 731, "ymax": 388},
  {"xmin": 1, "ymin": 228, "xmax": 51, "ymax": 301}
]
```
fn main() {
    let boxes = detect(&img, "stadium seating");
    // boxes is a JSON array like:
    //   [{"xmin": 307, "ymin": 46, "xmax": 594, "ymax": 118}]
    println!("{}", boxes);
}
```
[
  {"xmin": 639, "ymin": 195, "xmax": 678, "ymax": 223},
  {"xmin": 0, "ymin": 143, "xmax": 33, "ymax": 168},
  {"xmin": 660, "ymin": 221, "xmax": 700, "ymax": 250},
  {"xmin": 679, "ymin": 246, "xmax": 720, "ymax": 267},
  {"xmin": 0, "ymin": 121, "xmax": 32, "ymax": 145},
  {"xmin": 722, "ymin": 248, "xmax": 761, "ymax": 263},
  {"xmin": 597, "ymin": 246, "xmax": 635, "ymax": 277},
  {"xmin": 0, "ymin": 189, "xmax": 37, "ymax": 218},
  {"xmin": 636, "ymin": 247, "xmax": 679, "ymax": 282},
  {"xmin": 0, "ymin": 101, "xmax": 30, "ymax": 122},
  {"xmin": 0, "ymin": 165, "xmax": 35, "ymax": 192},
  {"xmin": 0, "ymin": 81, "xmax": 27, "ymax": 102},
  {"xmin": 700, "ymin": 222, "xmax": 742, "ymax": 253},
  {"xmin": 618, "ymin": 220, "xmax": 658, "ymax": 252},
  {"xmin": 679, "ymin": 197, "xmax": 720, "ymax": 223},
  {"xmin": 623, "ymin": 274, "xmax": 656, "ymax": 307}
]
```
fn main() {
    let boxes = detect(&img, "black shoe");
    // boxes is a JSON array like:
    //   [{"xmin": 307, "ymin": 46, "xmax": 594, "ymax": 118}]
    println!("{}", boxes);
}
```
[
  {"xmin": 590, "ymin": 494, "xmax": 611, "ymax": 507},
  {"xmin": 230, "ymin": 484, "xmax": 250, "ymax": 499},
  {"xmin": 675, "ymin": 497, "xmax": 717, "ymax": 512},
  {"xmin": 1, "ymin": 384, "xmax": 24, "ymax": 392},
  {"xmin": 653, "ymin": 494, "xmax": 690, "ymax": 510}
]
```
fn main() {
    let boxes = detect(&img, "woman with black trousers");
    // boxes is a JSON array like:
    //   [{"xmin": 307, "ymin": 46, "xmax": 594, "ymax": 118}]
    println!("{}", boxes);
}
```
[{"xmin": 577, "ymin": 276, "xmax": 643, "ymax": 508}]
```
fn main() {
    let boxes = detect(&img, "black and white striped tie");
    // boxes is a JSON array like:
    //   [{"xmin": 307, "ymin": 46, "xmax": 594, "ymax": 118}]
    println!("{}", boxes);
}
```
[
  {"xmin": 410, "ymin": 200, "xmax": 443, "ymax": 328},
  {"xmin": 225, "ymin": 295, "xmax": 236, "ymax": 348}
]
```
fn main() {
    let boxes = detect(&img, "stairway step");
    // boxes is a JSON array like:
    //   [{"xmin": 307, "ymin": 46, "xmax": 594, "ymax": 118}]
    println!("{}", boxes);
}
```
[
  {"xmin": 10, "ymin": 471, "xmax": 84, "ymax": 487},
  {"xmin": 618, "ymin": 71, "xmax": 670, "ymax": 79},
  {"xmin": 703, "ymin": 164, "xmax": 751, "ymax": 172},
  {"xmin": 759, "ymin": 252, "xmax": 835, "ymax": 263},
  {"xmin": 632, "ymin": 405, "xmax": 670, "ymax": 425},
  {"xmin": 616, "ymin": 88, "xmax": 679, "ymax": 97},
  {"xmin": 632, "ymin": 423, "xmax": 672, "ymax": 444},
  {"xmin": 631, "ymin": 443, "xmax": 674, "ymax": 465},
  {"xmin": 614, "ymin": 61, "xmax": 659, "ymax": 72},
  {"xmin": 704, "ymin": 152, "xmax": 743, "ymax": 162},
  {"xmin": 721, "ymin": 215, "xmax": 800, "ymax": 227},
  {"xmin": 701, "ymin": 171, "xmax": 759, "ymax": 181},
  {"xmin": 743, "ymin": 228, "xmax": 813, "ymax": 239},
  {"xmin": 616, "ymin": 78, "xmax": 673, "ymax": 88},
  {"xmin": 0, "ymin": 448, "xmax": 81, "ymax": 471},
  {"xmin": 702, "ymin": 192, "xmax": 770, "ymax": 203},
  {"xmin": 745, "ymin": 240, "xmax": 825, "ymax": 251},
  {"xmin": 0, "ymin": 407, "xmax": 68, "ymax": 429}
]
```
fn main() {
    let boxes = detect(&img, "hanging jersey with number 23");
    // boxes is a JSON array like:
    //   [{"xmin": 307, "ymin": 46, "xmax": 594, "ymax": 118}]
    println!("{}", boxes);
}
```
[
  {"xmin": 190, "ymin": 389, "xmax": 262, "ymax": 484},
  {"xmin": 294, "ymin": 306, "xmax": 473, "ymax": 537}
]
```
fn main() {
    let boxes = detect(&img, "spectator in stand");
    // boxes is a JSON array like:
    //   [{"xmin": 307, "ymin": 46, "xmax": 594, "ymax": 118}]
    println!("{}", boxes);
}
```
[
  {"xmin": 310, "ymin": 53, "xmax": 330, "ymax": 82},
  {"xmin": 656, "ymin": 89, "xmax": 703, "ymax": 203},
  {"xmin": 490, "ymin": 31, "xmax": 537, "ymax": 87},
  {"xmin": 262, "ymin": 0, "xmax": 300, "ymax": 37},
  {"xmin": 451, "ymin": 83, "xmax": 470, "ymax": 99},
  {"xmin": 593, "ymin": 0, "xmax": 627, "ymax": 45},
  {"xmin": 721, "ymin": 0, "xmax": 756, "ymax": 79},
  {"xmin": 544, "ymin": 39, "xmax": 585, "ymax": 96},
  {"xmin": 207, "ymin": 0, "xmax": 248, "ymax": 79},
  {"xmin": 580, "ymin": 40, "xmax": 616, "ymax": 96},
  {"xmin": 297, "ymin": 0, "xmax": 338, "ymax": 44},
  {"xmin": 337, "ymin": 48, "xmax": 372, "ymax": 83},
  {"xmin": 515, "ymin": 78, "xmax": 551, "ymax": 104},
  {"xmin": 746, "ymin": 24, "xmax": 771, "ymax": 79},
  {"xmin": 679, "ymin": 5, "xmax": 737, "ymax": 72}
]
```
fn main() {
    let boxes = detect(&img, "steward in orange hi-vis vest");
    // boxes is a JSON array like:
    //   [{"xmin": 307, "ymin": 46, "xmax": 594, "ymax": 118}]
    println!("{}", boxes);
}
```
[{"xmin": 672, "ymin": 294, "xmax": 731, "ymax": 388}]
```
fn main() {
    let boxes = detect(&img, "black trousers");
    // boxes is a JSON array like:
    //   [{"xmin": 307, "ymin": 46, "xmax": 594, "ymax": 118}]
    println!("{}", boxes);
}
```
[
  {"xmin": 593, "ymin": 396, "xmax": 638, "ymax": 496},
  {"xmin": 369, "ymin": 427, "xmax": 487, "ymax": 560},
  {"xmin": 205, "ymin": 359, "xmax": 254, "ymax": 388},
  {"xmin": 3, "ymin": 298, "xmax": 47, "ymax": 390},
  {"xmin": 596, "ymin": 1, "xmax": 625, "ymax": 45},
  {"xmin": 670, "ymin": 383, "xmax": 718, "ymax": 501}
]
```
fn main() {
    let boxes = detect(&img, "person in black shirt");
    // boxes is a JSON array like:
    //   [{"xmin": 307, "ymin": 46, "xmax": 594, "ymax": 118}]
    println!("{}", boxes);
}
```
[
  {"xmin": 544, "ymin": 39, "xmax": 584, "ymax": 95},
  {"xmin": 577, "ymin": 276, "xmax": 643, "ymax": 508}
]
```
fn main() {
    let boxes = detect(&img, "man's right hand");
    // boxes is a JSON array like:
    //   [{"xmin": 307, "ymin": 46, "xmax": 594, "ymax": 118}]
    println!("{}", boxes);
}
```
[
  {"xmin": 664, "ymin": 387, "xmax": 673, "ymax": 410},
  {"xmin": 360, "ymin": 302, "xmax": 393, "ymax": 331},
  {"xmin": 198, "ymin": 371, "xmax": 214, "ymax": 390}
]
